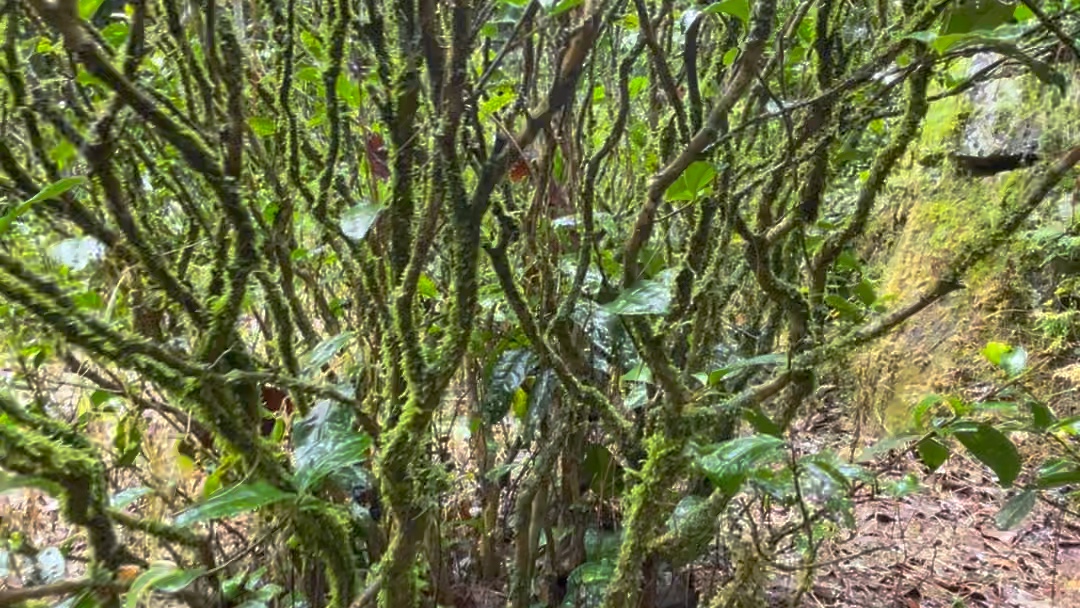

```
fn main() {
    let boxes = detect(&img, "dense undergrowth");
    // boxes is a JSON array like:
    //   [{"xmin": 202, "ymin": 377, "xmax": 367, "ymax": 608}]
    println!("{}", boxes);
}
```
[{"xmin": 1, "ymin": 1, "xmax": 1080, "ymax": 607}]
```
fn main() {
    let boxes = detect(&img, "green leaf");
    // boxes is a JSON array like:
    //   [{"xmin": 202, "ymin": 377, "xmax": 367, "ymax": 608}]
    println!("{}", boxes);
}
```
[
  {"xmin": 953, "ymin": 423, "xmax": 1021, "ymax": 488},
  {"xmin": 292, "ymin": 400, "xmax": 370, "ymax": 491},
  {"xmin": 174, "ymin": 481, "xmax": 294, "ymax": 526},
  {"xmin": 620, "ymin": 362, "xmax": 652, "ymax": 384},
  {"xmin": 0, "ymin": 177, "xmax": 87, "ymax": 236},
  {"xmin": 1036, "ymin": 469, "xmax": 1080, "ymax": 488},
  {"xmin": 1013, "ymin": 4, "xmax": 1034, "ymax": 22},
  {"xmin": 981, "ymin": 341, "xmax": 1011, "ymax": 366},
  {"xmin": 294, "ymin": 432, "xmax": 371, "ymax": 492},
  {"xmin": 125, "ymin": 564, "xmax": 203, "ymax": 608},
  {"xmin": 703, "ymin": 0, "xmax": 750, "ymax": 24},
  {"xmin": 664, "ymin": 161, "xmax": 716, "ymax": 201},
  {"xmin": 943, "ymin": 0, "xmax": 1016, "ymax": 35},
  {"xmin": 824, "ymin": 294, "xmax": 862, "ymax": 319},
  {"xmin": 912, "ymin": 394, "xmax": 945, "ymax": 428},
  {"xmin": 696, "ymin": 435, "xmax": 785, "ymax": 494},
  {"xmin": 853, "ymin": 278, "xmax": 877, "ymax": 306},
  {"xmin": 78, "ymin": 0, "xmax": 107, "ymax": 20},
  {"xmin": 100, "ymin": 21, "xmax": 129, "ymax": 48},
  {"xmin": 601, "ymin": 270, "xmax": 674, "ymax": 316},
  {"xmin": 1031, "ymin": 401, "xmax": 1056, "ymax": 432},
  {"xmin": 722, "ymin": 47, "xmax": 739, "ymax": 66},
  {"xmin": 478, "ymin": 87, "xmax": 516, "ymax": 122},
  {"xmin": 483, "ymin": 349, "xmax": 537, "ymax": 425},
  {"xmin": 248, "ymin": 116, "xmax": 277, "ymax": 137},
  {"xmin": 549, "ymin": 0, "xmax": 583, "ymax": 16},
  {"xmin": 742, "ymin": 406, "xmax": 782, "ymax": 437},
  {"xmin": 915, "ymin": 437, "xmax": 950, "ymax": 472},
  {"xmin": 302, "ymin": 331, "xmax": 354, "ymax": 373},
  {"xmin": 994, "ymin": 489, "xmax": 1036, "ymax": 531},
  {"xmin": 339, "ymin": 201, "xmax": 383, "ymax": 241}
]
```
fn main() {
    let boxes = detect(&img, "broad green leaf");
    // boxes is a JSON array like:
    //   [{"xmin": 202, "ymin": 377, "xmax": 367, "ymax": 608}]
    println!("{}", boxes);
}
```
[
  {"xmin": 0, "ymin": 177, "xmax": 87, "ymax": 236},
  {"xmin": 339, "ymin": 201, "xmax": 383, "ymax": 241},
  {"xmin": 602, "ymin": 270, "xmax": 675, "ymax": 316},
  {"xmin": 664, "ymin": 161, "xmax": 716, "ymax": 201},
  {"xmin": 0, "ymin": 471, "xmax": 64, "ymax": 496},
  {"xmin": 953, "ymin": 423, "xmax": 1021, "ymax": 488},
  {"xmin": 981, "ymin": 341, "xmax": 1010, "ymax": 366},
  {"xmin": 696, "ymin": 435, "xmax": 785, "ymax": 494},
  {"xmin": 48, "ymin": 237, "xmax": 105, "ymax": 271},
  {"xmin": 302, "ymin": 331, "xmax": 354, "ymax": 373},
  {"xmin": 915, "ymin": 437, "xmax": 949, "ymax": 472},
  {"xmin": 294, "ymin": 433, "xmax": 371, "ymax": 492},
  {"xmin": 994, "ymin": 489, "xmax": 1036, "ymax": 530},
  {"xmin": 174, "ymin": 481, "xmax": 294, "ymax": 526},
  {"xmin": 248, "ymin": 116, "xmax": 276, "ymax": 137},
  {"xmin": 483, "ymin": 349, "xmax": 537, "ymax": 425},
  {"xmin": 292, "ymin": 400, "xmax": 369, "ymax": 491},
  {"xmin": 125, "ymin": 563, "xmax": 204, "ymax": 608},
  {"xmin": 703, "ymin": 0, "xmax": 750, "ymax": 24},
  {"xmin": 78, "ymin": 0, "xmax": 107, "ymax": 20}
]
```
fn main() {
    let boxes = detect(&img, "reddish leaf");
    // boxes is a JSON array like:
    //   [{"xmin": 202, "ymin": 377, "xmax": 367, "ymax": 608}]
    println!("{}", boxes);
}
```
[{"xmin": 365, "ymin": 133, "xmax": 390, "ymax": 181}]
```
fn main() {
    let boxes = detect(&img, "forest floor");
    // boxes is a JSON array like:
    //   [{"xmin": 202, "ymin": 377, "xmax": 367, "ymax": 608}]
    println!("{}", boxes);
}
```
[{"xmin": 3, "ymin": 408, "xmax": 1080, "ymax": 608}]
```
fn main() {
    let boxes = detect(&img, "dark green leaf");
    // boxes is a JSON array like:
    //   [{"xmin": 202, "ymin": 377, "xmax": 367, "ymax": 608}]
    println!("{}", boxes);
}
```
[
  {"xmin": 916, "ymin": 437, "xmax": 950, "ymax": 472},
  {"xmin": 174, "ymin": 481, "xmax": 294, "ymax": 526},
  {"xmin": 1031, "ymin": 401, "xmax": 1056, "ymax": 432},
  {"xmin": 743, "ymin": 406, "xmax": 782, "ymax": 437},
  {"xmin": 483, "ymin": 349, "xmax": 537, "ymax": 425},
  {"xmin": 994, "ymin": 489, "xmax": 1036, "ymax": 531},
  {"xmin": 292, "ymin": 400, "xmax": 369, "ymax": 491},
  {"xmin": 953, "ymin": 423, "xmax": 1021, "ymax": 488},
  {"xmin": 583, "ymin": 443, "xmax": 622, "ymax": 495},
  {"xmin": 294, "ymin": 433, "xmax": 371, "ymax": 493},
  {"xmin": 824, "ymin": 294, "xmax": 862, "ymax": 319},
  {"xmin": 339, "ymin": 202, "xmax": 383, "ymax": 241}
]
